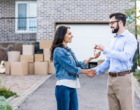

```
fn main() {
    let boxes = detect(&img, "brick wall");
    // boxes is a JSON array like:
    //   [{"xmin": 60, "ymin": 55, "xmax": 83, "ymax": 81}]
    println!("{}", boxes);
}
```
[
  {"xmin": 0, "ymin": 0, "xmax": 36, "ymax": 18},
  {"xmin": 0, "ymin": 42, "xmax": 36, "ymax": 61},
  {"xmin": 0, "ymin": 43, "xmax": 23, "ymax": 61}
]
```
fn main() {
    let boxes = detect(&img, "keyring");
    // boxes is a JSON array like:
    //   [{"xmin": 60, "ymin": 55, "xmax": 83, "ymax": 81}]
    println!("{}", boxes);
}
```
[{"xmin": 94, "ymin": 49, "xmax": 96, "ymax": 55}]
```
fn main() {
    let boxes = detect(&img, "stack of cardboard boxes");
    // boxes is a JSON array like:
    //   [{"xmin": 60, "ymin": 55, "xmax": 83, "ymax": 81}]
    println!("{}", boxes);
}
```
[
  {"xmin": 4, "ymin": 40, "xmax": 55, "ymax": 76},
  {"xmin": 5, "ymin": 51, "xmax": 22, "ymax": 75},
  {"xmin": 21, "ymin": 45, "xmax": 34, "ymax": 75},
  {"xmin": 40, "ymin": 40, "xmax": 55, "ymax": 74}
]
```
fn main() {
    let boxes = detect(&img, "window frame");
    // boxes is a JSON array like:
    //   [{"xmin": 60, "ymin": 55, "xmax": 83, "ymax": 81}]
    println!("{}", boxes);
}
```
[{"xmin": 15, "ymin": 1, "xmax": 37, "ymax": 33}]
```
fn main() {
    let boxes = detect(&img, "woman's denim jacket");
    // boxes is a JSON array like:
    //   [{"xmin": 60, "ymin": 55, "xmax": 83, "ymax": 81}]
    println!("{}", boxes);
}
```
[{"xmin": 53, "ymin": 46, "xmax": 88, "ymax": 80}]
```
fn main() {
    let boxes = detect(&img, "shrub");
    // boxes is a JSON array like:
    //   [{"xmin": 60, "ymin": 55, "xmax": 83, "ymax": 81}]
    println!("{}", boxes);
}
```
[
  {"xmin": 133, "ymin": 72, "xmax": 140, "ymax": 83},
  {"xmin": 0, "ymin": 96, "xmax": 12, "ymax": 110},
  {"xmin": 0, "ymin": 79, "xmax": 1, "ymax": 86},
  {"xmin": 0, "ymin": 87, "xmax": 19, "ymax": 99}
]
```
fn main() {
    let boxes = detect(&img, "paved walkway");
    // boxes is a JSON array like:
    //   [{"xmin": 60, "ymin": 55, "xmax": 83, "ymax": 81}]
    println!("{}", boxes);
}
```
[
  {"xmin": 17, "ymin": 73, "xmax": 140, "ymax": 110},
  {"xmin": 0, "ymin": 74, "xmax": 46, "ymax": 95}
]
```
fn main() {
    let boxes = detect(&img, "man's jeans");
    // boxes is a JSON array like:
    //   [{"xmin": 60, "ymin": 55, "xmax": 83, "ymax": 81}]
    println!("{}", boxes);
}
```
[{"xmin": 55, "ymin": 85, "xmax": 78, "ymax": 110}]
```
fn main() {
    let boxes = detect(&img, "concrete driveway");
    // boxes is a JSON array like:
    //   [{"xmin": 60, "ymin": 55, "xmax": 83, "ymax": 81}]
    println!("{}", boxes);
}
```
[{"xmin": 17, "ymin": 73, "xmax": 140, "ymax": 110}]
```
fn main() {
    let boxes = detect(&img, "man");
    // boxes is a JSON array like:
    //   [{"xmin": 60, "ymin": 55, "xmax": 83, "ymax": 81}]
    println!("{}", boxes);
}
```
[{"xmin": 89, "ymin": 13, "xmax": 137, "ymax": 110}]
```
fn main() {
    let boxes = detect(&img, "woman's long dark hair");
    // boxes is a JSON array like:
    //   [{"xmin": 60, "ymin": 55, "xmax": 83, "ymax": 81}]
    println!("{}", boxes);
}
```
[{"xmin": 50, "ymin": 25, "xmax": 70, "ymax": 62}]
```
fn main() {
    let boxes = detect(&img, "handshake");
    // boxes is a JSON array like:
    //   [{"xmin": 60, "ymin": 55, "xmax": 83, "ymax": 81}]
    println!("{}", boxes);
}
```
[{"xmin": 86, "ymin": 69, "xmax": 96, "ymax": 78}]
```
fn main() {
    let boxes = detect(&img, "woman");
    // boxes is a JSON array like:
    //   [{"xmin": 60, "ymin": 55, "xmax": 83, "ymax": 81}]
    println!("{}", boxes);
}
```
[{"xmin": 50, "ymin": 25, "xmax": 101, "ymax": 110}]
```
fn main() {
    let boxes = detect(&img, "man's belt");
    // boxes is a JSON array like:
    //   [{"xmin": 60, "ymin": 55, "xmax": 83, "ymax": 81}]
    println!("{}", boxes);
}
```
[{"xmin": 109, "ymin": 70, "xmax": 132, "ymax": 77}]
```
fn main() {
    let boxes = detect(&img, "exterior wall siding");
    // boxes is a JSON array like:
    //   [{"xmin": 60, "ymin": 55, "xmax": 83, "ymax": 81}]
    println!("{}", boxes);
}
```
[
  {"xmin": 0, "ymin": 0, "xmax": 36, "ymax": 43},
  {"xmin": 0, "ymin": 0, "xmax": 136, "ymax": 61},
  {"xmin": 0, "ymin": 0, "xmax": 135, "ymax": 42},
  {"xmin": 37, "ymin": 0, "xmax": 135, "ymax": 40}
]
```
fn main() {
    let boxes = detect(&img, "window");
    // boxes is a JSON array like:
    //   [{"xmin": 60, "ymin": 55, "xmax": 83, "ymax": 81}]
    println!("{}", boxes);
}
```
[{"xmin": 15, "ymin": 1, "xmax": 37, "ymax": 33}]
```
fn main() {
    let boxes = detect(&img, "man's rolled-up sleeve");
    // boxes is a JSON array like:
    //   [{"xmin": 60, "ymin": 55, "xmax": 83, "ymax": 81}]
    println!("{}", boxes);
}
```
[
  {"xmin": 103, "ymin": 37, "xmax": 137, "ymax": 61},
  {"xmin": 94, "ymin": 57, "xmax": 110, "ymax": 75}
]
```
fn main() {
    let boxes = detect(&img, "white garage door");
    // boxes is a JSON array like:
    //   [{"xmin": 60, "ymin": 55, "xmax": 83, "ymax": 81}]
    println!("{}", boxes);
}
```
[{"xmin": 56, "ymin": 24, "xmax": 114, "ymax": 62}]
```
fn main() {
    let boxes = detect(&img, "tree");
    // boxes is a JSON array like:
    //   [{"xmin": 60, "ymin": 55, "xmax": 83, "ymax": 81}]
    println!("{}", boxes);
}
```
[
  {"xmin": 124, "ymin": 0, "xmax": 140, "ymax": 38},
  {"xmin": 111, "ymin": 0, "xmax": 140, "ymax": 38}
]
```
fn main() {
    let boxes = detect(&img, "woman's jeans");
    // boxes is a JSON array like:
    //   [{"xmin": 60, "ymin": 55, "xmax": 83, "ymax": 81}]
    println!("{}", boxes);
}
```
[{"xmin": 55, "ymin": 85, "xmax": 78, "ymax": 110}]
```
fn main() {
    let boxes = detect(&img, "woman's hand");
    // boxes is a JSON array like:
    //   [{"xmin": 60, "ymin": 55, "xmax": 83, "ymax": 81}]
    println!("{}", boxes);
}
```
[
  {"xmin": 84, "ymin": 51, "xmax": 101, "ymax": 65},
  {"xmin": 90, "ymin": 51, "xmax": 101, "ymax": 59}
]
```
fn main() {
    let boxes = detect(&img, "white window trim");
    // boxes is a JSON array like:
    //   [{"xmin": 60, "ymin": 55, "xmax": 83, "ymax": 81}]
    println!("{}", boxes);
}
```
[{"xmin": 15, "ymin": 1, "xmax": 37, "ymax": 33}]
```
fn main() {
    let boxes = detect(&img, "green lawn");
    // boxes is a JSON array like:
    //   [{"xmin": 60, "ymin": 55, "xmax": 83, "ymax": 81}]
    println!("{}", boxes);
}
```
[{"xmin": 133, "ymin": 71, "xmax": 140, "ymax": 83}]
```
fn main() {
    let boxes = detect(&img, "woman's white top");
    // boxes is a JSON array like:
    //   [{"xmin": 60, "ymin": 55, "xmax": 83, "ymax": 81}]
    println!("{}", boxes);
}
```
[{"xmin": 56, "ymin": 77, "xmax": 81, "ymax": 88}]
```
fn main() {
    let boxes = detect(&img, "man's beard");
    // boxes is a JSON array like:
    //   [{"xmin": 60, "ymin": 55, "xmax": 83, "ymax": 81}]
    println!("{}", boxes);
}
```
[{"xmin": 112, "ymin": 23, "xmax": 119, "ymax": 33}]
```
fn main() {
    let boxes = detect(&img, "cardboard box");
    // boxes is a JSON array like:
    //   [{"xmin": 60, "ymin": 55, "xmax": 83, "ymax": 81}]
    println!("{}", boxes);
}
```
[
  {"xmin": 44, "ymin": 48, "xmax": 50, "ymax": 62},
  {"xmin": 5, "ymin": 62, "xmax": 11, "ymax": 75},
  {"xmin": 49, "ymin": 62, "xmax": 55, "ymax": 74},
  {"xmin": 97, "ymin": 60, "xmax": 108, "ymax": 73},
  {"xmin": 34, "ymin": 62, "xmax": 49, "ymax": 75},
  {"xmin": 97, "ymin": 60, "xmax": 105, "ymax": 65},
  {"xmin": 35, "ymin": 54, "xmax": 43, "ymax": 62},
  {"xmin": 104, "ymin": 70, "xmax": 108, "ymax": 73},
  {"xmin": 11, "ymin": 62, "xmax": 28, "ymax": 76},
  {"xmin": 28, "ymin": 62, "xmax": 34, "ymax": 75},
  {"xmin": 39, "ymin": 40, "xmax": 52, "ymax": 49},
  {"xmin": 8, "ymin": 51, "xmax": 20, "ymax": 62},
  {"xmin": 22, "ymin": 45, "xmax": 34, "ymax": 55},
  {"xmin": 20, "ymin": 55, "xmax": 34, "ymax": 63}
]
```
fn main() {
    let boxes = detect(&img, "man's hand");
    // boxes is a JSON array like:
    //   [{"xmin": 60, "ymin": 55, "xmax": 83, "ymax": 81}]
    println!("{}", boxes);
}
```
[
  {"xmin": 86, "ymin": 69, "xmax": 96, "ymax": 78},
  {"xmin": 90, "ymin": 51, "xmax": 101, "ymax": 59},
  {"xmin": 94, "ymin": 44, "xmax": 105, "ymax": 51}
]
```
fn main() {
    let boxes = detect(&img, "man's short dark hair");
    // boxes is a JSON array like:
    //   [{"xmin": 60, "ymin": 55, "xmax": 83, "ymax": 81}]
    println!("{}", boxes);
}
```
[{"xmin": 109, "ymin": 13, "xmax": 127, "ymax": 26}]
